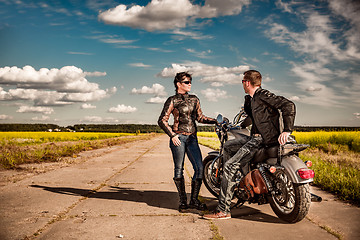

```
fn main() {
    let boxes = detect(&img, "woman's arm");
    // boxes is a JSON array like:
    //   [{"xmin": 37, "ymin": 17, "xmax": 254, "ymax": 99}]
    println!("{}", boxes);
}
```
[{"xmin": 158, "ymin": 97, "xmax": 177, "ymax": 138}]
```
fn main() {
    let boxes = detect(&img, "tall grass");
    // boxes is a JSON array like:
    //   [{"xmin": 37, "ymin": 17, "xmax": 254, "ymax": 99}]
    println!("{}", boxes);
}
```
[{"xmin": 0, "ymin": 132, "xmax": 155, "ymax": 169}]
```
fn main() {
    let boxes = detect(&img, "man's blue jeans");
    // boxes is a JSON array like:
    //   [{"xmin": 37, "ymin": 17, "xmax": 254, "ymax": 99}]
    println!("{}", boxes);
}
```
[
  {"xmin": 216, "ymin": 135, "xmax": 263, "ymax": 214},
  {"xmin": 170, "ymin": 134, "xmax": 203, "ymax": 180}
]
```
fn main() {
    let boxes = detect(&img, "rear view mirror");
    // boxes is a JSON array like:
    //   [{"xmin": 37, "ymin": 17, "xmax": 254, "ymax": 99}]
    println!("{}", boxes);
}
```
[{"xmin": 216, "ymin": 114, "xmax": 223, "ymax": 124}]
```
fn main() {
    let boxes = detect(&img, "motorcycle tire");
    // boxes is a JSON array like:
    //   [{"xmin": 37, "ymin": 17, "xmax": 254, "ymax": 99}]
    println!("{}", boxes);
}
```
[
  {"xmin": 202, "ymin": 154, "xmax": 222, "ymax": 198},
  {"xmin": 268, "ymin": 169, "xmax": 311, "ymax": 223}
]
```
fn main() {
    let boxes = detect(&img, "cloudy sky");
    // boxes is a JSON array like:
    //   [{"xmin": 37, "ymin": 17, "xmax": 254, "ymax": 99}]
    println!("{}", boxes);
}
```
[{"xmin": 1, "ymin": 0, "xmax": 359, "ymax": 127}]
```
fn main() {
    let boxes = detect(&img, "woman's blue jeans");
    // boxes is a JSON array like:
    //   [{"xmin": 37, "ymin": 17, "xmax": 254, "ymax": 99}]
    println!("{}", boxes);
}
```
[{"xmin": 170, "ymin": 134, "xmax": 203, "ymax": 180}]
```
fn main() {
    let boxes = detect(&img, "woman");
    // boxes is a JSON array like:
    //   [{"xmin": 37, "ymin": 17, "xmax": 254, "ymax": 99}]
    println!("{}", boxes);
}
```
[{"xmin": 158, "ymin": 72, "xmax": 216, "ymax": 212}]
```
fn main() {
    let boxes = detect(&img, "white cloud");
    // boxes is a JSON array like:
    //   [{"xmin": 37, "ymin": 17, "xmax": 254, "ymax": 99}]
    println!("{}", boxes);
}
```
[
  {"xmin": 186, "ymin": 48, "xmax": 212, "ymax": 59},
  {"xmin": 201, "ymin": 88, "xmax": 228, "ymax": 102},
  {"xmin": 289, "ymin": 96, "xmax": 300, "ymax": 102},
  {"xmin": 264, "ymin": 1, "xmax": 360, "ymax": 108},
  {"xmin": 67, "ymin": 52, "xmax": 93, "ymax": 55},
  {"xmin": 199, "ymin": 0, "xmax": 251, "ymax": 18},
  {"xmin": 0, "ymin": 114, "xmax": 13, "ymax": 120},
  {"xmin": 158, "ymin": 61, "xmax": 249, "ymax": 85},
  {"xmin": 131, "ymin": 83, "xmax": 167, "ymax": 97},
  {"xmin": 132, "ymin": 83, "xmax": 168, "ymax": 104},
  {"xmin": 32, "ymin": 115, "xmax": 50, "ymax": 121},
  {"xmin": 262, "ymin": 75, "xmax": 273, "ymax": 83},
  {"xmin": 62, "ymin": 87, "xmax": 117, "ymax": 102},
  {"xmin": 147, "ymin": 47, "xmax": 173, "ymax": 53},
  {"xmin": 275, "ymin": 0, "xmax": 294, "ymax": 13},
  {"xmin": 306, "ymin": 86, "xmax": 322, "ymax": 92},
  {"xmin": 82, "ymin": 116, "xmax": 120, "ymax": 123},
  {"xmin": 82, "ymin": 116, "xmax": 103, "ymax": 122},
  {"xmin": 98, "ymin": 0, "xmax": 250, "ymax": 32},
  {"xmin": 146, "ymin": 96, "xmax": 167, "ymax": 104},
  {"xmin": 128, "ymin": 63, "xmax": 152, "ymax": 68},
  {"xmin": 108, "ymin": 104, "xmax": 137, "ymax": 113},
  {"xmin": 17, "ymin": 106, "xmax": 54, "ymax": 115},
  {"xmin": 87, "ymin": 34, "xmax": 137, "ymax": 47},
  {"xmin": 0, "ymin": 65, "xmax": 106, "ymax": 93},
  {"xmin": 0, "ymin": 87, "xmax": 116, "ymax": 106},
  {"xmin": 81, "ymin": 103, "xmax": 96, "ymax": 109},
  {"xmin": 328, "ymin": 0, "xmax": 360, "ymax": 60},
  {"xmin": 0, "ymin": 65, "xmax": 116, "ymax": 111},
  {"xmin": 85, "ymin": 71, "xmax": 107, "ymax": 77},
  {"xmin": 100, "ymin": 38, "xmax": 136, "ymax": 44},
  {"xmin": 98, "ymin": 0, "xmax": 198, "ymax": 31},
  {"xmin": 171, "ymin": 29, "xmax": 213, "ymax": 40}
]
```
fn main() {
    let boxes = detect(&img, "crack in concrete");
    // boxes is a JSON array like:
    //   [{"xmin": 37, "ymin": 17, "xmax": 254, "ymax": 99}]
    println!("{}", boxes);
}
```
[{"xmin": 25, "ymin": 140, "xmax": 160, "ymax": 240}]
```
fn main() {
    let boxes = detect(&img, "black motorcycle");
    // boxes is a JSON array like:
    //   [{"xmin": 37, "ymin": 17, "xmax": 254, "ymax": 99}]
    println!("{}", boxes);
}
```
[{"xmin": 202, "ymin": 110, "xmax": 314, "ymax": 223}]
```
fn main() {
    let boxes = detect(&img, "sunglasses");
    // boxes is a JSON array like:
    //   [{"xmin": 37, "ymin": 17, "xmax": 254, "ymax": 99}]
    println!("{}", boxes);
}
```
[{"xmin": 181, "ymin": 81, "xmax": 192, "ymax": 85}]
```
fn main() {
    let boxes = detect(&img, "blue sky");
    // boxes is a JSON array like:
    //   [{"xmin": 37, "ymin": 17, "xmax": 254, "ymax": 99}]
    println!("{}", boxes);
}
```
[{"xmin": 0, "ymin": 0, "xmax": 359, "ymax": 127}]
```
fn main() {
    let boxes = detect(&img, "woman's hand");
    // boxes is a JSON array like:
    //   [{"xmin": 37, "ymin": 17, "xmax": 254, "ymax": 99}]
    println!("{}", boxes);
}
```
[
  {"xmin": 172, "ymin": 135, "xmax": 181, "ymax": 146},
  {"xmin": 278, "ymin": 132, "xmax": 291, "ymax": 145}
]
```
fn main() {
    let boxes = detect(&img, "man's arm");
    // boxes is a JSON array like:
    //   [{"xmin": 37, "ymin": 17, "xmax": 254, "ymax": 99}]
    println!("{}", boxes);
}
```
[
  {"xmin": 259, "ymin": 90, "xmax": 296, "ymax": 133},
  {"xmin": 259, "ymin": 90, "xmax": 296, "ymax": 144}
]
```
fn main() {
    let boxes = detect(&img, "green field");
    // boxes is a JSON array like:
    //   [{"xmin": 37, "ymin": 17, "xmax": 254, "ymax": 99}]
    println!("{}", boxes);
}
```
[{"xmin": 197, "ymin": 131, "xmax": 360, "ymax": 205}]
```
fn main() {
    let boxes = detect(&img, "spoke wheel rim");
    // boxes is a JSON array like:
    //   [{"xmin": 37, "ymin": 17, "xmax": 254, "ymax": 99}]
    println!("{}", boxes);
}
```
[{"xmin": 272, "ymin": 170, "xmax": 296, "ymax": 214}]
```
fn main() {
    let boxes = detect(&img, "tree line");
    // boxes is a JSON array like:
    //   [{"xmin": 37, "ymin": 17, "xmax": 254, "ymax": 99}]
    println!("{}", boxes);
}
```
[{"xmin": 0, "ymin": 123, "xmax": 358, "ymax": 133}]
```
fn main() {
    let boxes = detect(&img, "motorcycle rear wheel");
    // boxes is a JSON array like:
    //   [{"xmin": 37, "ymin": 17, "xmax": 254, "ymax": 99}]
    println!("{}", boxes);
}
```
[
  {"xmin": 268, "ymin": 169, "xmax": 311, "ymax": 223},
  {"xmin": 202, "ymin": 155, "xmax": 221, "ymax": 198}
]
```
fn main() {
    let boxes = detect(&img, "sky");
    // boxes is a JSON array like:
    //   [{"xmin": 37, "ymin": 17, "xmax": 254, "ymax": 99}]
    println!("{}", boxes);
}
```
[{"xmin": 0, "ymin": 0, "xmax": 360, "ymax": 127}]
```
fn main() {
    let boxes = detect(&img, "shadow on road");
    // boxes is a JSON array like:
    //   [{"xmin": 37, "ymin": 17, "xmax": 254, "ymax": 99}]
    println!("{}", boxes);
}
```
[
  {"xmin": 203, "ymin": 197, "xmax": 286, "ymax": 224},
  {"xmin": 30, "ymin": 184, "xmax": 178, "ymax": 210},
  {"xmin": 30, "ymin": 184, "xmax": 286, "ymax": 223}
]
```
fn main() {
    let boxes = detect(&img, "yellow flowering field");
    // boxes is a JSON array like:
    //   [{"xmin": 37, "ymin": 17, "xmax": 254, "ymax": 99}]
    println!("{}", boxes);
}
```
[
  {"xmin": 0, "ymin": 132, "xmax": 136, "ymax": 145},
  {"xmin": 198, "ymin": 131, "xmax": 360, "ymax": 152},
  {"xmin": 197, "ymin": 130, "xmax": 360, "ymax": 205},
  {"xmin": 0, "ymin": 132, "xmax": 153, "ymax": 169}
]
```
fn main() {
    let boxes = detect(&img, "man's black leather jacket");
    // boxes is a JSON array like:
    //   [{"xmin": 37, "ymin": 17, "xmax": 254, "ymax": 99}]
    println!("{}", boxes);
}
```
[
  {"xmin": 158, "ymin": 93, "xmax": 216, "ymax": 138},
  {"xmin": 241, "ymin": 87, "xmax": 296, "ymax": 146}
]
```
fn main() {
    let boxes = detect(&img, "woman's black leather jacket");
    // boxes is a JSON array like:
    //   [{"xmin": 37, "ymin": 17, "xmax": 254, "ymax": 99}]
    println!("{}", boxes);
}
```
[
  {"xmin": 158, "ymin": 93, "xmax": 216, "ymax": 138},
  {"xmin": 241, "ymin": 87, "xmax": 296, "ymax": 146}
]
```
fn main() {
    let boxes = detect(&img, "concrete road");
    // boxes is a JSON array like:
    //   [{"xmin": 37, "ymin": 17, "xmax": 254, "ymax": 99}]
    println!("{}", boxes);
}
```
[{"xmin": 0, "ymin": 134, "xmax": 359, "ymax": 240}]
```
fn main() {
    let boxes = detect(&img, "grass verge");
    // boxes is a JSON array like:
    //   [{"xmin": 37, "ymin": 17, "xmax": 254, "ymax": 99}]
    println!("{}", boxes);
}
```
[
  {"xmin": 0, "ymin": 133, "xmax": 156, "ymax": 169},
  {"xmin": 197, "ymin": 135, "xmax": 360, "ymax": 206},
  {"xmin": 300, "ymin": 149, "xmax": 360, "ymax": 205}
]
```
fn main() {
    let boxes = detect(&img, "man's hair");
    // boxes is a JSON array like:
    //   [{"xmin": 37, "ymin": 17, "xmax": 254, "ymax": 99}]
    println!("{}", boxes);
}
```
[
  {"xmin": 174, "ymin": 72, "xmax": 192, "ymax": 92},
  {"xmin": 243, "ymin": 70, "xmax": 262, "ymax": 87}
]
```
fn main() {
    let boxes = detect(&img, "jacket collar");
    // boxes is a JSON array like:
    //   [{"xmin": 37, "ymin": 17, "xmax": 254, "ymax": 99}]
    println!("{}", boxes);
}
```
[
  {"xmin": 176, "ymin": 92, "xmax": 189, "ymax": 99},
  {"xmin": 252, "ymin": 87, "xmax": 262, "ymax": 98}
]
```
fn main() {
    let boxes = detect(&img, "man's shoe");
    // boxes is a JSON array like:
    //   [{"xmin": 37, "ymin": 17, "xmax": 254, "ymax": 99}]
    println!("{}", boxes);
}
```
[{"xmin": 203, "ymin": 210, "xmax": 231, "ymax": 220}]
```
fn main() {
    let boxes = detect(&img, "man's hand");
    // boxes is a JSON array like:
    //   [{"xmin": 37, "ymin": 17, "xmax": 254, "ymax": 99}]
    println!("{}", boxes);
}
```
[
  {"xmin": 278, "ymin": 132, "xmax": 291, "ymax": 145},
  {"xmin": 172, "ymin": 135, "xmax": 181, "ymax": 146}
]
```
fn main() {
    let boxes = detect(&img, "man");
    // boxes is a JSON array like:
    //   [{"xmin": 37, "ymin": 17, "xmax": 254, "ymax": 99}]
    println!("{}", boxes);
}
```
[{"xmin": 203, "ymin": 70, "xmax": 296, "ymax": 219}]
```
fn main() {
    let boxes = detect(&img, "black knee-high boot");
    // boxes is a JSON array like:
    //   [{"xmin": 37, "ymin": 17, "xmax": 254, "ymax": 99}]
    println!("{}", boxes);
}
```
[
  {"xmin": 173, "ymin": 177, "xmax": 188, "ymax": 212},
  {"xmin": 188, "ymin": 178, "xmax": 207, "ymax": 210}
]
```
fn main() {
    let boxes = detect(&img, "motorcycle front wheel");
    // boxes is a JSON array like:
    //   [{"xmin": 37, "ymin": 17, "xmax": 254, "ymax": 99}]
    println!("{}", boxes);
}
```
[
  {"xmin": 268, "ymin": 169, "xmax": 311, "ymax": 223},
  {"xmin": 202, "ymin": 155, "xmax": 222, "ymax": 198}
]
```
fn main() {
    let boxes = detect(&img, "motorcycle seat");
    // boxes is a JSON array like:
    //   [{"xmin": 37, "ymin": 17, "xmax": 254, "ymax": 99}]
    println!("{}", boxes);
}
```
[{"xmin": 253, "ymin": 145, "xmax": 279, "ymax": 163}]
